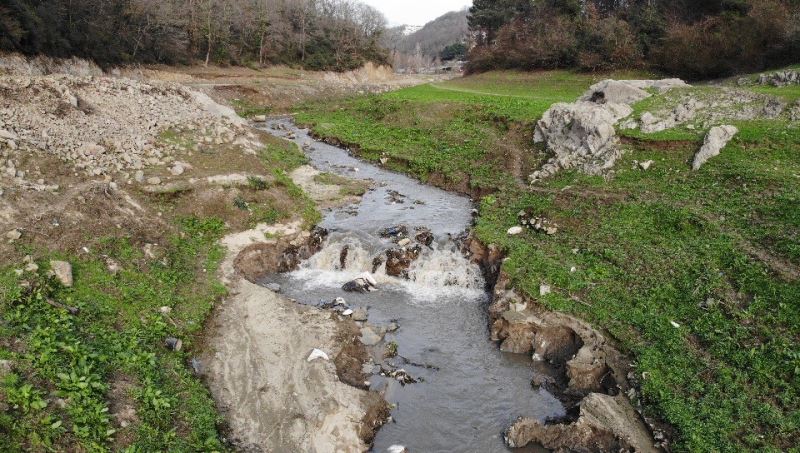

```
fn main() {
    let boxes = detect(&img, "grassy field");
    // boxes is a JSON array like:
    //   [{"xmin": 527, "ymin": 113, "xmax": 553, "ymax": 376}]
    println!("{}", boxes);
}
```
[
  {"xmin": 297, "ymin": 70, "xmax": 800, "ymax": 451},
  {"xmin": 0, "ymin": 134, "xmax": 312, "ymax": 452}
]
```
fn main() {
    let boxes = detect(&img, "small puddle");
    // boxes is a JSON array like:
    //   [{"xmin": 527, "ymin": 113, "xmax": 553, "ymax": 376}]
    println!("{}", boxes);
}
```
[{"xmin": 259, "ymin": 117, "xmax": 564, "ymax": 452}]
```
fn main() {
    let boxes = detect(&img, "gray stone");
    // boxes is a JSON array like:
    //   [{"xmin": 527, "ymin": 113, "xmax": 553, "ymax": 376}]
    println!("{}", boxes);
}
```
[
  {"xmin": 50, "ymin": 260, "xmax": 73, "ymax": 287},
  {"xmin": 146, "ymin": 176, "xmax": 161, "ymax": 185},
  {"xmin": 6, "ymin": 229, "xmax": 21, "ymax": 243},
  {"xmin": 360, "ymin": 326, "xmax": 383, "ymax": 346},
  {"xmin": 693, "ymin": 125, "xmax": 738, "ymax": 170},
  {"xmin": 352, "ymin": 308, "xmax": 368, "ymax": 322}
]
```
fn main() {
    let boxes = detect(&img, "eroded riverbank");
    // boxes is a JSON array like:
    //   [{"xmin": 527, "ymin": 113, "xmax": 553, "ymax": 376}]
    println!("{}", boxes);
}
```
[{"xmin": 257, "ymin": 118, "xmax": 566, "ymax": 452}]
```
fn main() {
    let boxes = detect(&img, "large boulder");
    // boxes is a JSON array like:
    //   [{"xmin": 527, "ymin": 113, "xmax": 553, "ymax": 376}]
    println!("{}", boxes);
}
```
[
  {"xmin": 531, "ymin": 101, "xmax": 632, "ymax": 181},
  {"xmin": 692, "ymin": 125, "xmax": 738, "ymax": 170},
  {"xmin": 531, "ymin": 78, "xmax": 690, "ymax": 182}
]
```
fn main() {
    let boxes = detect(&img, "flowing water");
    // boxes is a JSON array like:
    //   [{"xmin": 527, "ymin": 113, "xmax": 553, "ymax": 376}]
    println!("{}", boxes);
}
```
[{"xmin": 259, "ymin": 117, "xmax": 564, "ymax": 452}]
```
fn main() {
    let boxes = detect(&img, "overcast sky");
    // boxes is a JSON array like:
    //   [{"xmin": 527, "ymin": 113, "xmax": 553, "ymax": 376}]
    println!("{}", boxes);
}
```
[{"xmin": 361, "ymin": 0, "xmax": 472, "ymax": 26}]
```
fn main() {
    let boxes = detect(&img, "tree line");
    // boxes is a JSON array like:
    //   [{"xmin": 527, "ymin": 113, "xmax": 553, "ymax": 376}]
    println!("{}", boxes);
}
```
[
  {"xmin": 467, "ymin": 0, "xmax": 800, "ymax": 79},
  {"xmin": 0, "ymin": 0, "xmax": 388, "ymax": 71},
  {"xmin": 382, "ymin": 9, "xmax": 469, "ymax": 72}
]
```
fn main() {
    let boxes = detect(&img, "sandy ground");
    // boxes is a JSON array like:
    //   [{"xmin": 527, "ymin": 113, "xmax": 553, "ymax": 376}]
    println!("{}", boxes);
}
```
[{"xmin": 202, "ymin": 222, "xmax": 380, "ymax": 452}]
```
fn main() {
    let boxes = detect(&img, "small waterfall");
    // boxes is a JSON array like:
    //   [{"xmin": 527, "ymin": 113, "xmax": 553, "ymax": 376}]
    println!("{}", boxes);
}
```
[{"xmin": 291, "ymin": 233, "xmax": 485, "ymax": 301}]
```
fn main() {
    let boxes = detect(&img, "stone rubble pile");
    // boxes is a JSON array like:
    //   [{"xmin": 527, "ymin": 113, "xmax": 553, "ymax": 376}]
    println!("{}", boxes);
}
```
[{"xmin": 0, "ymin": 72, "xmax": 261, "ymax": 184}]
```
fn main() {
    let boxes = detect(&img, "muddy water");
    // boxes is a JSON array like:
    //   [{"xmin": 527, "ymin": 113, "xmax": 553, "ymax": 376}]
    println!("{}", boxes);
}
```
[{"xmin": 260, "ymin": 117, "xmax": 563, "ymax": 452}]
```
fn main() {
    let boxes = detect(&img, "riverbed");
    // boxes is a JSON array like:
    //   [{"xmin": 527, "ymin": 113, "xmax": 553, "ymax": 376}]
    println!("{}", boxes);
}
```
[{"xmin": 259, "ymin": 117, "xmax": 564, "ymax": 452}]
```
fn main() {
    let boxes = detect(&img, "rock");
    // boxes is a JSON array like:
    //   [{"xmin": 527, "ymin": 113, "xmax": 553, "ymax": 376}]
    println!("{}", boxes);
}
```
[
  {"xmin": 414, "ymin": 228, "xmax": 434, "ymax": 247},
  {"xmin": 360, "ymin": 326, "xmax": 383, "ymax": 346},
  {"xmin": 385, "ymin": 245, "xmax": 422, "ymax": 278},
  {"xmin": 507, "ymin": 226, "xmax": 524, "ymax": 236},
  {"xmin": 342, "ymin": 308, "xmax": 354, "ymax": 316},
  {"xmin": 342, "ymin": 277, "xmax": 375, "ymax": 293},
  {"xmin": 379, "ymin": 225, "xmax": 408, "ymax": 239},
  {"xmin": 638, "ymin": 160, "xmax": 654, "ymax": 171},
  {"xmin": 252, "ymin": 115, "xmax": 267, "ymax": 122},
  {"xmin": 169, "ymin": 163, "xmax": 185, "ymax": 176},
  {"xmin": 387, "ymin": 445, "xmax": 408, "ymax": 453},
  {"xmin": 146, "ymin": 176, "xmax": 162, "ymax": 185},
  {"xmin": 640, "ymin": 98, "xmax": 704, "ymax": 133},
  {"xmin": 580, "ymin": 79, "xmax": 651, "ymax": 105},
  {"xmin": 159, "ymin": 306, "xmax": 172, "ymax": 314},
  {"xmin": 531, "ymin": 100, "xmax": 632, "ymax": 182},
  {"xmin": 49, "ymin": 260, "xmax": 73, "ymax": 287},
  {"xmin": 265, "ymin": 283, "xmax": 282, "ymax": 293},
  {"xmin": 6, "ymin": 229, "xmax": 21, "ymax": 243},
  {"xmin": 397, "ymin": 238, "xmax": 411, "ymax": 247},
  {"xmin": 352, "ymin": 308, "xmax": 368, "ymax": 322},
  {"xmin": 134, "ymin": 170, "xmax": 145, "ymax": 183},
  {"xmin": 307, "ymin": 348, "xmax": 329, "ymax": 362},
  {"xmin": 0, "ymin": 359, "xmax": 12, "ymax": 378},
  {"xmin": 692, "ymin": 125, "xmax": 738, "ymax": 170},
  {"xmin": 539, "ymin": 284, "xmax": 551, "ymax": 296},
  {"xmin": 0, "ymin": 129, "xmax": 18, "ymax": 141},
  {"xmin": 165, "ymin": 337, "xmax": 182, "ymax": 351}
]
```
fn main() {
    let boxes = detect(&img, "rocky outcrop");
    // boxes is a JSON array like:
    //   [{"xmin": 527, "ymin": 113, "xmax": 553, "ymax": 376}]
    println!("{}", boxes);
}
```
[
  {"xmin": 692, "ymin": 125, "xmax": 738, "ymax": 170},
  {"xmin": 640, "ymin": 98, "xmax": 704, "ymax": 133},
  {"xmin": 530, "ymin": 79, "xmax": 689, "ymax": 182},
  {"xmin": 757, "ymin": 70, "xmax": 800, "ymax": 87},
  {"xmin": 473, "ymin": 258, "xmax": 665, "ymax": 451}
]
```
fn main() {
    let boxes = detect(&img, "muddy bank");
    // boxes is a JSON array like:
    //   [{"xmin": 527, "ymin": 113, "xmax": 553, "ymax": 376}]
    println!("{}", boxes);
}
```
[
  {"xmin": 202, "ymin": 220, "xmax": 388, "ymax": 451},
  {"xmin": 463, "ymin": 235, "xmax": 668, "ymax": 451}
]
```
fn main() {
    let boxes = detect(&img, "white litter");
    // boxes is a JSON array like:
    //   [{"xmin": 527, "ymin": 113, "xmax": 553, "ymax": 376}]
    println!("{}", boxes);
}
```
[
  {"xmin": 334, "ymin": 297, "xmax": 347, "ymax": 306},
  {"xmin": 307, "ymin": 349, "xmax": 329, "ymax": 362},
  {"xmin": 387, "ymin": 446, "xmax": 407, "ymax": 453},
  {"xmin": 360, "ymin": 272, "xmax": 378, "ymax": 287},
  {"xmin": 342, "ymin": 309, "xmax": 354, "ymax": 316},
  {"xmin": 670, "ymin": 321, "xmax": 680, "ymax": 328}
]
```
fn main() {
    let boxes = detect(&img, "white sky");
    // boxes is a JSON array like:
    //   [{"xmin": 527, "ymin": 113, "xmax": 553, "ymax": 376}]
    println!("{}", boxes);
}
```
[{"xmin": 361, "ymin": 0, "xmax": 472, "ymax": 26}]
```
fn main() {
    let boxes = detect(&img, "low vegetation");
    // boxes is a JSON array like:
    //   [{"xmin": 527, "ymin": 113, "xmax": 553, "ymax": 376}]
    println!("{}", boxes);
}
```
[
  {"xmin": 0, "ymin": 218, "xmax": 228, "ymax": 452},
  {"xmin": 0, "ymin": 122, "xmax": 317, "ymax": 451},
  {"xmin": 297, "ymin": 70, "xmax": 800, "ymax": 451}
]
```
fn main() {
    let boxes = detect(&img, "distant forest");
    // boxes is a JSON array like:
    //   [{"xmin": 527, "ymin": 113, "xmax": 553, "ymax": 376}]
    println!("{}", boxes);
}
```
[
  {"xmin": 468, "ymin": 0, "xmax": 800, "ymax": 79},
  {"xmin": 0, "ymin": 0, "xmax": 388, "ymax": 71}
]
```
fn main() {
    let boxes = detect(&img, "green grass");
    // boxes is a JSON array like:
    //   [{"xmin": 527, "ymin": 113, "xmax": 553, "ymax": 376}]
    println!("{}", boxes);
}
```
[
  {"xmin": 230, "ymin": 98, "xmax": 272, "ymax": 118},
  {"xmin": 0, "ymin": 218, "xmax": 229, "ymax": 452},
  {"xmin": 296, "ymin": 70, "xmax": 800, "ymax": 451}
]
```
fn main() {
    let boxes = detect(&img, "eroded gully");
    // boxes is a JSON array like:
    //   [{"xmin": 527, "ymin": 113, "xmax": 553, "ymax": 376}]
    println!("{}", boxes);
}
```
[{"xmin": 259, "ymin": 117, "xmax": 564, "ymax": 452}]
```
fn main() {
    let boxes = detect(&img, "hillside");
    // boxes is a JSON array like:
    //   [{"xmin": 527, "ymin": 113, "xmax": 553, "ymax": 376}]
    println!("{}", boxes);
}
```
[{"xmin": 384, "ymin": 9, "xmax": 469, "ymax": 70}]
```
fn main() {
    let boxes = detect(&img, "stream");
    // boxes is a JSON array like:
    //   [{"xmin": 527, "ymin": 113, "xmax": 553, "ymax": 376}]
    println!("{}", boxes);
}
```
[{"xmin": 259, "ymin": 117, "xmax": 564, "ymax": 452}]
